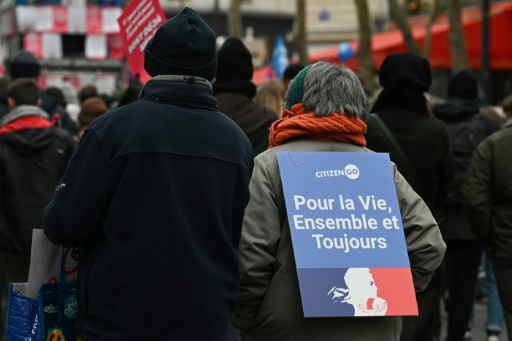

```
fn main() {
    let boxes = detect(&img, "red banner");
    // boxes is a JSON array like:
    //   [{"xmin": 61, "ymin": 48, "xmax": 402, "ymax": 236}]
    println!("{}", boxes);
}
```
[
  {"xmin": 53, "ymin": 6, "xmax": 68, "ymax": 33},
  {"xmin": 117, "ymin": 0, "xmax": 166, "ymax": 83},
  {"xmin": 23, "ymin": 32, "xmax": 43, "ymax": 59},
  {"xmin": 86, "ymin": 6, "xmax": 103, "ymax": 34},
  {"xmin": 108, "ymin": 34, "xmax": 125, "ymax": 60}
]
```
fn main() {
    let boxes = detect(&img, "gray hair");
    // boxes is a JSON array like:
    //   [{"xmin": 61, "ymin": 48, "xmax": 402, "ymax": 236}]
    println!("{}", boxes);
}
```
[{"xmin": 302, "ymin": 62, "xmax": 368, "ymax": 119}]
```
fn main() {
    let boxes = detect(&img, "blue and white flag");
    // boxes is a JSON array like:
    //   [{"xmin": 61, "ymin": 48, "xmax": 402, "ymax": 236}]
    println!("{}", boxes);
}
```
[{"xmin": 271, "ymin": 34, "xmax": 289, "ymax": 79}]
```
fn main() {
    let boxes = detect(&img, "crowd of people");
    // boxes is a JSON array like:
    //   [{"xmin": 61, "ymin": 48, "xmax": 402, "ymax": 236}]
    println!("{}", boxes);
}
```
[{"xmin": 0, "ymin": 6, "xmax": 511, "ymax": 341}]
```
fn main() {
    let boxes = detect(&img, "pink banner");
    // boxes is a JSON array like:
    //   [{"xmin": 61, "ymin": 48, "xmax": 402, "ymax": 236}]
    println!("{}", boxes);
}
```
[
  {"xmin": 23, "ymin": 32, "xmax": 43, "ymax": 59},
  {"xmin": 108, "ymin": 34, "xmax": 125, "ymax": 60},
  {"xmin": 86, "ymin": 6, "xmax": 103, "ymax": 34},
  {"xmin": 117, "ymin": 0, "xmax": 166, "ymax": 83},
  {"xmin": 53, "ymin": 6, "xmax": 68, "ymax": 34}
]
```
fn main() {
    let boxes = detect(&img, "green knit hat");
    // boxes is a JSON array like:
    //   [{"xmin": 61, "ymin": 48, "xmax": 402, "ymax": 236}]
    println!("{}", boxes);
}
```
[{"xmin": 284, "ymin": 65, "xmax": 312, "ymax": 109}]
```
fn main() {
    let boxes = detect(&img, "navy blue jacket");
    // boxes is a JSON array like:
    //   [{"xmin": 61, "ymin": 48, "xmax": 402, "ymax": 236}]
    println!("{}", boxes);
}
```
[{"xmin": 43, "ymin": 75, "xmax": 254, "ymax": 340}]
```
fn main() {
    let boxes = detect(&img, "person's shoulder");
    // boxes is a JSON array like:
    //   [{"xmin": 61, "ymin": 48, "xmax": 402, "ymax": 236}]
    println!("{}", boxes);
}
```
[
  {"xmin": 217, "ymin": 108, "xmax": 253, "ymax": 138},
  {"xmin": 486, "ymin": 125, "xmax": 512, "ymax": 144},
  {"xmin": 429, "ymin": 115, "xmax": 451, "ymax": 133},
  {"xmin": 86, "ymin": 101, "xmax": 141, "ymax": 131},
  {"xmin": 252, "ymin": 102, "xmax": 280, "ymax": 120},
  {"xmin": 51, "ymin": 125, "xmax": 73, "ymax": 139}
]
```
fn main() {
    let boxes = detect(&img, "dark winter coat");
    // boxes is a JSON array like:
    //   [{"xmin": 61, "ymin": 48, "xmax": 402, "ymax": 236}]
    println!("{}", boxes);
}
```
[
  {"xmin": 0, "ymin": 106, "xmax": 74, "ymax": 254},
  {"xmin": 463, "ymin": 126, "xmax": 512, "ymax": 255},
  {"xmin": 434, "ymin": 99, "xmax": 488, "ymax": 240},
  {"xmin": 365, "ymin": 108, "xmax": 454, "ymax": 219},
  {"xmin": 43, "ymin": 75, "xmax": 254, "ymax": 341},
  {"xmin": 214, "ymin": 82, "xmax": 279, "ymax": 156}
]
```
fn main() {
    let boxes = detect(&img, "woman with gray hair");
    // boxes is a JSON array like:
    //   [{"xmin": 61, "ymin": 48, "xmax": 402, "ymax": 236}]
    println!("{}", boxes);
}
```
[{"xmin": 231, "ymin": 61, "xmax": 446, "ymax": 340}]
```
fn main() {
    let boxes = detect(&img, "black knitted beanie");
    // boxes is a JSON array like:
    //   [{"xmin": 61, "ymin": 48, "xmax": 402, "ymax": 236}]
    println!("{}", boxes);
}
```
[
  {"xmin": 216, "ymin": 37, "xmax": 253, "ymax": 80},
  {"xmin": 144, "ymin": 7, "xmax": 217, "ymax": 81},
  {"xmin": 448, "ymin": 69, "xmax": 478, "ymax": 100},
  {"xmin": 9, "ymin": 50, "xmax": 41, "ymax": 80}
]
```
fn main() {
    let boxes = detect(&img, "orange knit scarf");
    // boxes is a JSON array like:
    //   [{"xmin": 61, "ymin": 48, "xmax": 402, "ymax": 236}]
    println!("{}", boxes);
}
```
[{"xmin": 269, "ymin": 103, "xmax": 367, "ymax": 148}]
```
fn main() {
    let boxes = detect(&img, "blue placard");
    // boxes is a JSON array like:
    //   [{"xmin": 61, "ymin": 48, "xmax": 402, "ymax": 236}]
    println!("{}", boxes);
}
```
[{"xmin": 278, "ymin": 152, "xmax": 417, "ymax": 317}]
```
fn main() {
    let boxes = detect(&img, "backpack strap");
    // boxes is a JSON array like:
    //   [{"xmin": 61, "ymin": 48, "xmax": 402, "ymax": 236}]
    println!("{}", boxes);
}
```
[{"xmin": 370, "ymin": 113, "xmax": 427, "ymax": 195}]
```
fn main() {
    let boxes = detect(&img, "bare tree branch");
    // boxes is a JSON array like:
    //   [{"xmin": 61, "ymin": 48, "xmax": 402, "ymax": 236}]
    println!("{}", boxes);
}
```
[
  {"xmin": 388, "ymin": 0, "xmax": 422, "ymax": 54},
  {"xmin": 354, "ymin": 0, "xmax": 376, "ymax": 94},
  {"xmin": 228, "ymin": 0, "xmax": 243, "ymax": 38},
  {"xmin": 448, "ymin": 0, "xmax": 470, "ymax": 70},
  {"xmin": 423, "ymin": 0, "xmax": 443, "ymax": 57},
  {"xmin": 295, "ymin": 0, "xmax": 309, "ymax": 64}
]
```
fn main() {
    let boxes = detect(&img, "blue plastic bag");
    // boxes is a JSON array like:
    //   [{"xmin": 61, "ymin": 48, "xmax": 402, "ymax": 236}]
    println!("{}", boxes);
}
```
[
  {"xmin": 38, "ymin": 280, "xmax": 78, "ymax": 341},
  {"xmin": 7, "ymin": 272, "xmax": 78, "ymax": 341},
  {"xmin": 6, "ymin": 229, "xmax": 79, "ymax": 341},
  {"xmin": 6, "ymin": 229, "xmax": 80, "ymax": 341},
  {"xmin": 6, "ymin": 283, "xmax": 42, "ymax": 341}
]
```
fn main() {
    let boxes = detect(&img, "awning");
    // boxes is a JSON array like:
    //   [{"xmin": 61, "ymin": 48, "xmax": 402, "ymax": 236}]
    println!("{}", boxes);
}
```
[{"xmin": 309, "ymin": 2, "xmax": 512, "ymax": 70}]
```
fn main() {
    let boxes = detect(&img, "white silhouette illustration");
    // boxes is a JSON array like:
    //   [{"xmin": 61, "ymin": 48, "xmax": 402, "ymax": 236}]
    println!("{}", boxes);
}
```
[{"xmin": 328, "ymin": 268, "xmax": 387, "ymax": 316}]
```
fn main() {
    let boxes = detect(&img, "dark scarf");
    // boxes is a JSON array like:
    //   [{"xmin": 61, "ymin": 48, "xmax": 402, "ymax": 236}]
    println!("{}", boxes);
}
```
[
  {"xmin": 371, "ymin": 52, "xmax": 431, "ymax": 116},
  {"xmin": 269, "ymin": 103, "xmax": 367, "ymax": 148},
  {"xmin": 212, "ymin": 79, "xmax": 257, "ymax": 99}
]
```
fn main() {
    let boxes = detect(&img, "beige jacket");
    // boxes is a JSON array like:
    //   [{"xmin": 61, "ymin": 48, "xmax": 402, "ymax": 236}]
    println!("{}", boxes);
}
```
[{"xmin": 231, "ymin": 140, "xmax": 446, "ymax": 341}]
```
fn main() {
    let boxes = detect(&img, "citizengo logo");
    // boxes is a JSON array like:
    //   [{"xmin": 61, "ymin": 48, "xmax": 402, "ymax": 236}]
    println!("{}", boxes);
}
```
[
  {"xmin": 315, "ymin": 164, "xmax": 360, "ymax": 180},
  {"xmin": 345, "ymin": 164, "xmax": 360, "ymax": 179}
]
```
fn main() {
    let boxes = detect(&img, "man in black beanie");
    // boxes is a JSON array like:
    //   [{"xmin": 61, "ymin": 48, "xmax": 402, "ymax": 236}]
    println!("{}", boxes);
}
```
[
  {"xmin": 43, "ymin": 7, "xmax": 253, "ymax": 340},
  {"xmin": 1, "ymin": 50, "xmax": 77, "ymax": 135},
  {"xmin": 213, "ymin": 37, "xmax": 279, "ymax": 156},
  {"xmin": 433, "ymin": 69, "xmax": 494, "ymax": 341}
]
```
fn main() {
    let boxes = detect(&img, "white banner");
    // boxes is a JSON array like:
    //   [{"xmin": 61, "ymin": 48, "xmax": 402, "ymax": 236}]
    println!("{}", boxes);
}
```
[
  {"xmin": 102, "ymin": 7, "xmax": 122, "ymax": 33},
  {"xmin": 67, "ymin": 5, "xmax": 86, "ymax": 33},
  {"xmin": 85, "ymin": 34, "xmax": 107, "ymax": 60},
  {"xmin": 34, "ymin": 6, "xmax": 53, "ymax": 32},
  {"xmin": 42, "ymin": 33, "xmax": 62, "ymax": 59}
]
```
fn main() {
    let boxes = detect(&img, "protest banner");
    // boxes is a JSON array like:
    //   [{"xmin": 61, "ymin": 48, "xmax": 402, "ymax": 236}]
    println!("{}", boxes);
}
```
[
  {"xmin": 117, "ymin": 0, "xmax": 166, "ymax": 83},
  {"xmin": 278, "ymin": 152, "xmax": 418, "ymax": 317}
]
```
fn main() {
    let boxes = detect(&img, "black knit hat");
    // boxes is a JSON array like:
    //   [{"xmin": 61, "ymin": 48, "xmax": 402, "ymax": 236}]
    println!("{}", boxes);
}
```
[
  {"xmin": 144, "ymin": 7, "xmax": 217, "ymax": 81},
  {"xmin": 378, "ymin": 52, "xmax": 431, "ymax": 92},
  {"xmin": 448, "ymin": 69, "xmax": 478, "ymax": 100},
  {"xmin": 283, "ymin": 63, "xmax": 305, "ymax": 82},
  {"xmin": 216, "ymin": 37, "xmax": 253, "ymax": 80},
  {"xmin": 9, "ymin": 50, "xmax": 41, "ymax": 80},
  {"xmin": 371, "ymin": 52, "xmax": 432, "ymax": 116}
]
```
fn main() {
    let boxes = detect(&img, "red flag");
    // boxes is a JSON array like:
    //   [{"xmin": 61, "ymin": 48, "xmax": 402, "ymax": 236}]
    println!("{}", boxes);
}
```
[{"xmin": 117, "ymin": 0, "xmax": 166, "ymax": 83}]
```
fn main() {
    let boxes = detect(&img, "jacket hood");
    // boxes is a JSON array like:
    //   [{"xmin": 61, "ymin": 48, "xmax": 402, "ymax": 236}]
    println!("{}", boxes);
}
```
[
  {"xmin": 0, "ymin": 105, "xmax": 56, "ymax": 154},
  {"xmin": 433, "ymin": 99, "xmax": 479, "ymax": 122},
  {"xmin": 1, "ymin": 127, "xmax": 57, "ymax": 154}
]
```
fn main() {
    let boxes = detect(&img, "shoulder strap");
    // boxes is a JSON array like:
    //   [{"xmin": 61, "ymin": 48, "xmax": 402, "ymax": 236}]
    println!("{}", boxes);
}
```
[{"xmin": 370, "ymin": 113, "xmax": 426, "ymax": 195}]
